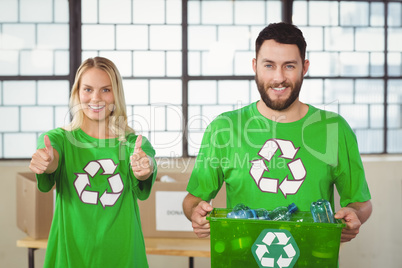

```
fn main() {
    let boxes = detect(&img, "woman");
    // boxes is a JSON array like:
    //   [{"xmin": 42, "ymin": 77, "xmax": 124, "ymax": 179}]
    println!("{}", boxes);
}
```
[{"xmin": 29, "ymin": 57, "xmax": 156, "ymax": 267}]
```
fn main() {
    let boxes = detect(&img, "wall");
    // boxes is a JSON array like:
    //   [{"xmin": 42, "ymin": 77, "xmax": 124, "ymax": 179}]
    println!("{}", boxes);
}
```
[
  {"xmin": 338, "ymin": 156, "xmax": 402, "ymax": 267},
  {"xmin": 1, "ymin": 156, "xmax": 401, "ymax": 267}
]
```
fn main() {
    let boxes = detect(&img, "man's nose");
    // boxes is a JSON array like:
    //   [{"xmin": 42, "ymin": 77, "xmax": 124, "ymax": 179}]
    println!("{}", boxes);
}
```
[{"xmin": 272, "ymin": 68, "xmax": 285, "ymax": 84}]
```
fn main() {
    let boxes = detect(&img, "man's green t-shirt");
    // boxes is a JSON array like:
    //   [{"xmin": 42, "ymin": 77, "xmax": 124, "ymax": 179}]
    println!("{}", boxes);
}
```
[
  {"xmin": 36, "ymin": 128, "xmax": 157, "ymax": 268},
  {"xmin": 187, "ymin": 102, "xmax": 371, "ymax": 211}
]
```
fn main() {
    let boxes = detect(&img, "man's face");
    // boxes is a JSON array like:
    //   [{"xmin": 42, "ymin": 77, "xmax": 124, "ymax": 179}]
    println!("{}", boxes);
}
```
[{"xmin": 253, "ymin": 39, "xmax": 309, "ymax": 111}]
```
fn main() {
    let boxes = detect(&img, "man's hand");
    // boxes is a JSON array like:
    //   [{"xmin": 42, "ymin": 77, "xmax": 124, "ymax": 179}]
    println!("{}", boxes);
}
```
[
  {"xmin": 191, "ymin": 201, "xmax": 213, "ymax": 238},
  {"xmin": 335, "ymin": 201, "xmax": 372, "ymax": 243},
  {"xmin": 29, "ymin": 135, "xmax": 58, "ymax": 174},
  {"xmin": 335, "ymin": 207, "xmax": 361, "ymax": 242},
  {"xmin": 130, "ymin": 135, "xmax": 153, "ymax": 181},
  {"xmin": 183, "ymin": 193, "xmax": 213, "ymax": 238}
]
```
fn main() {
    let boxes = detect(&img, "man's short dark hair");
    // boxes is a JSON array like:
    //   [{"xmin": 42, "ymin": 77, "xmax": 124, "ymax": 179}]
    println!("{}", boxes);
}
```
[{"xmin": 255, "ymin": 22, "xmax": 307, "ymax": 62}]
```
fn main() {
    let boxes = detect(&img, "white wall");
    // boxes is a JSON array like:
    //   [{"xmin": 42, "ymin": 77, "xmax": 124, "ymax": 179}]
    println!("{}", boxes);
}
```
[
  {"xmin": 1, "ymin": 156, "xmax": 401, "ymax": 267},
  {"xmin": 338, "ymin": 156, "xmax": 402, "ymax": 267}
]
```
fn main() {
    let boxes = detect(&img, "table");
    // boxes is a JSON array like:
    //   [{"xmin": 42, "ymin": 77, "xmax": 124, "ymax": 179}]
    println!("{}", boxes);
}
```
[{"xmin": 17, "ymin": 236, "xmax": 210, "ymax": 268}]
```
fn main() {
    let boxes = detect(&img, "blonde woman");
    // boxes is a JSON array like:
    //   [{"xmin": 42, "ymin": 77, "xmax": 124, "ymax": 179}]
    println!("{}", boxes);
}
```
[{"xmin": 29, "ymin": 57, "xmax": 156, "ymax": 267}]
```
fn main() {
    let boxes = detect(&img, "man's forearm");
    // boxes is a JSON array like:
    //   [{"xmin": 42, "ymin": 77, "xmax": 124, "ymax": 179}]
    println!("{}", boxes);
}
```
[
  {"xmin": 183, "ymin": 193, "xmax": 203, "ymax": 221},
  {"xmin": 347, "ymin": 200, "xmax": 372, "ymax": 224}
]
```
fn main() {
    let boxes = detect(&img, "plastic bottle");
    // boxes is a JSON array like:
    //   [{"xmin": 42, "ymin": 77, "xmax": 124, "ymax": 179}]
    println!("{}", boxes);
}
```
[
  {"xmin": 268, "ymin": 203, "xmax": 298, "ymax": 221},
  {"xmin": 254, "ymin": 208, "xmax": 271, "ymax": 220},
  {"xmin": 226, "ymin": 203, "xmax": 271, "ymax": 220},
  {"xmin": 227, "ymin": 203, "xmax": 254, "ymax": 219},
  {"xmin": 310, "ymin": 199, "xmax": 335, "ymax": 223}
]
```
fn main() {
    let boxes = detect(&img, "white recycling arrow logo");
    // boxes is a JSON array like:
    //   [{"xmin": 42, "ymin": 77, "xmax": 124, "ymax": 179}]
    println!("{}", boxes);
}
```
[
  {"xmin": 249, "ymin": 139, "xmax": 306, "ymax": 197},
  {"xmin": 252, "ymin": 229, "xmax": 300, "ymax": 268},
  {"xmin": 74, "ymin": 159, "xmax": 124, "ymax": 208}
]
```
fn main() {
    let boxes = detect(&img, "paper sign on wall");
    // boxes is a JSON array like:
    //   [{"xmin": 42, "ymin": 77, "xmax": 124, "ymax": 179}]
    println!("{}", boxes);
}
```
[{"xmin": 155, "ymin": 191, "xmax": 193, "ymax": 232}]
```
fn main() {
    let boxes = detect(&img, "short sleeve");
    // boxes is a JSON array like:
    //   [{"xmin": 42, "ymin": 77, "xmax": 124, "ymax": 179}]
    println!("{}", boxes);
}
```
[
  {"xmin": 186, "ymin": 118, "xmax": 226, "ymax": 201},
  {"xmin": 334, "ymin": 120, "xmax": 371, "ymax": 207}
]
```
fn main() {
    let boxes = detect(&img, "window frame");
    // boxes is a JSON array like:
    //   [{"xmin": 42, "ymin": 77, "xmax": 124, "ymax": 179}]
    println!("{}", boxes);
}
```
[{"xmin": 0, "ymin": 0, "xmax": 400, "ymax": 159}]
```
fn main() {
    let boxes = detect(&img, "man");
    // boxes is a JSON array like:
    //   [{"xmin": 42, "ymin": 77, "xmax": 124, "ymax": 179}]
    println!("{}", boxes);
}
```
[{"xmin": 183, "ymin": 22, "xmax": 372, "ymax": 243}]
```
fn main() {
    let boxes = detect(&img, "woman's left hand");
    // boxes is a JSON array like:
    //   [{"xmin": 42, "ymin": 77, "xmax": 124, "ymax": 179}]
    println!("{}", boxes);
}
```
[{"xmin": 130, "ymin": 135, "xmax": 153, "ymax": 181}]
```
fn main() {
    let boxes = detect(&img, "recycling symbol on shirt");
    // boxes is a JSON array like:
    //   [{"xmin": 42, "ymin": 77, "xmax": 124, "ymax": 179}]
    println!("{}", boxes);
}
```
[
  {"xmin": 74, "ymin": 159, "xmax": 124, "ymax": 208},
  {"xmin": 249, "ymin": 139, "xmax": 306, "ymax": 197},
  {"xmin": 252, "ymin": 229, "xmax": 300, "ymax": 268}
]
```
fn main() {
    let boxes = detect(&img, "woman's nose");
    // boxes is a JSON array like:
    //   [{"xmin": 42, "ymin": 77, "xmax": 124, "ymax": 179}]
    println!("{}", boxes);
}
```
[{"xmin": 92, "ymin": 90, "xmax": 101, "ymax": 100}]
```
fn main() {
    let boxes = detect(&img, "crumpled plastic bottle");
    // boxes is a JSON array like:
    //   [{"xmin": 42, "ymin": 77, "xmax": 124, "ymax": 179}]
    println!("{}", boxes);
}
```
[
  {"xmin": 268, "ymin": 203, "xmax": 298, "ymax": 221},
  {"xmin": 226, "ymin": 203, "xmax": 271, "ymax": 220}
]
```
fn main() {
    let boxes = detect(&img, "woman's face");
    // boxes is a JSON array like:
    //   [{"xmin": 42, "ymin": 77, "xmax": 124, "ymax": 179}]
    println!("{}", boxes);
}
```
[{"xmin": 79, "ymin": 67, "xmax": 115, "ymax": 124}]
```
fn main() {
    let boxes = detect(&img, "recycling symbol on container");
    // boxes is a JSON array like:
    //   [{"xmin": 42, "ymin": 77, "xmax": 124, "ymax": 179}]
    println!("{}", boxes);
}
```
[
  {"xmin": 249, "ymin": 139, "xmax": 306, "ymax": 197},
  {"xmin": 74, "ymin": 159, "xmax": 124, "ymax": 208},
  {"xmin": 252, "ymin": 229, "xmax": 300, "ymax": 268}
]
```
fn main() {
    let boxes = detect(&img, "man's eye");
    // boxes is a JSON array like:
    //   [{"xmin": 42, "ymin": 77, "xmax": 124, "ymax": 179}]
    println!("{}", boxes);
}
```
[{"xmin": 286, "ymin": 65, "xmax": 295, "ymax": 69}]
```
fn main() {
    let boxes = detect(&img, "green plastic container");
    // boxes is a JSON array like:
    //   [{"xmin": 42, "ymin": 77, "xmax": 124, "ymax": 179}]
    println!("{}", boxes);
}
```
[{"xmin": 207, "ymin": 208, "xmax": 346, "ymax": 268}]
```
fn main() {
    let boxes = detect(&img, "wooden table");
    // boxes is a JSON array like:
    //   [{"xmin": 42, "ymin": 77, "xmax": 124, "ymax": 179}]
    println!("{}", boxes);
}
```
[{"xmin": 17, "ymin": 236, "xmax": 210, "ymax": 268}]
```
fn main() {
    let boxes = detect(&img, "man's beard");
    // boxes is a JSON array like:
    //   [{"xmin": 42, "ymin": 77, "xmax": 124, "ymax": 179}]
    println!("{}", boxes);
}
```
[{"xmin": 255, "ymin": 74, "xmax": 303, "ymax": 111}]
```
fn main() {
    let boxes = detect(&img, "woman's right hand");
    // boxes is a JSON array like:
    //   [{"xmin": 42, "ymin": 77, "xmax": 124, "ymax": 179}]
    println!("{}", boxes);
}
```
[{"xmin": 29, "ymin": 135, "xmax": 58, "ymax": 174}]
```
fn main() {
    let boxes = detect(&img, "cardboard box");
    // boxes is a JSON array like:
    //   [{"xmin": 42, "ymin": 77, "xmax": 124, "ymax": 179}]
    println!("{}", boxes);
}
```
[
  {"xmin": 139, "ymin": 171, "xmax": 226, "ymax": 238},
  {"xmin": 16, "ymin": 172, "xmax": 54, "ymax": 239}
]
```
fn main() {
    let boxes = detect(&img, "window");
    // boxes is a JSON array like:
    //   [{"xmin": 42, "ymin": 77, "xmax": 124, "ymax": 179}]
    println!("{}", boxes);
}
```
[
  {"xmin": 0, "ymin": 0, "xmax": 69, "ymax": 158},
  {"xmin": 0, "ymin": 0, "xmax": 401, "ymax": 159},
  {"xmin": 294, "ymin": 0, "xmax": 402, "ymax": 153},
  {"xmin": 81, "ymin": 0, "xmax": 184, "ymax": 157},
  {"xmin": 187, "ymin": 0, "xmax": 282, "ymax": 155}
]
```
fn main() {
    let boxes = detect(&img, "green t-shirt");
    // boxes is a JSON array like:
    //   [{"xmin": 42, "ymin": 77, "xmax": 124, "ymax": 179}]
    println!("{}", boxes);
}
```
[
  {"xmin": 36, "ymin": 128, "xmax": 157, "ymax": 268},
  {"xmin": 187, "ymin": 102, "xmax": 371, "ymax": 212}
]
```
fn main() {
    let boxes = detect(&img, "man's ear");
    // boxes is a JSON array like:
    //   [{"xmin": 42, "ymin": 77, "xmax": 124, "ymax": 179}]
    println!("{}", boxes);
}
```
[
  {"xmin": 303, "ymin": 59, "xmax": 310, "ymax": 76},
  {"xmin": 252, "ymin": 58, "xmax": 257, "ymax": 73}
]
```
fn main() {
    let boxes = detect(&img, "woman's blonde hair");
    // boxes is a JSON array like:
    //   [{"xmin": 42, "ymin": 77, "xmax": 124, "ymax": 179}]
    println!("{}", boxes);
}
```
[{"xmin": 65, "ymin": 57, "xmax": 134, "ymax": 140}]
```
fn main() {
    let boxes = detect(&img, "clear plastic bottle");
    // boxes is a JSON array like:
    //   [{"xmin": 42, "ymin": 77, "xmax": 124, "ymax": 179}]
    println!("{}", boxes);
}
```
[
  {"xmin": 310, "ymin": 199, "xmax": 335, "ymax": 223},
  {"xmin": 268, "ymin": 203, "xmax": 298, "ymax": 221},
  {"xmin": 254, "ymin": 208, "xmax": 271, "ymax": 220},
  {"xmin": 226, "ymin": 203, "xmax": 271, "ymax": 220},
  {"xmin": 227, "ymin": 203, "xmax": 254, "ymax": 219}
]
